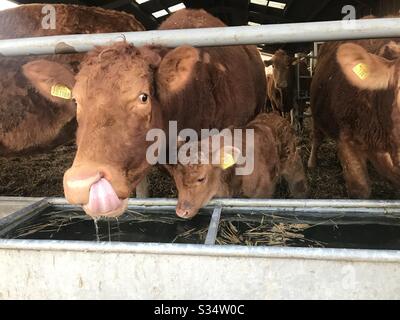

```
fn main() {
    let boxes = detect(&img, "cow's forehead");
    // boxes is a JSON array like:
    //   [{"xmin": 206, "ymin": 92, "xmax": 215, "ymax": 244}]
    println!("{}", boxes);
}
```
[
  {"xmin": 78, "ymin": 56, "xmax": 149, "ymax": 81},
  {"xmin": 73, "ymin": 58, "xmax": 151, "ymax": 98}
]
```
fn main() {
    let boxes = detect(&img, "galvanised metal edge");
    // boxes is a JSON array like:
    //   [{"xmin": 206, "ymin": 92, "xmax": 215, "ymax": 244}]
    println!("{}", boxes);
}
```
[
  {"xmin": 0, "ymin": 198, "xmax": 49, "ymax": 236},
  {"xmin": 45, "ymin": 197, "xmax": 400, "ymax": 209},
  {"xmin": 0, "ymin": 239, "xmax": 400, "ymax": 264}
]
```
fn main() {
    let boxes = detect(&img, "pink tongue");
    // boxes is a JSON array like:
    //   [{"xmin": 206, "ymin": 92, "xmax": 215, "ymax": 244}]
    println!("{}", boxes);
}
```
[{"xmin": 86, "ymin": 178, "xmax": 123, "ymax": 214}]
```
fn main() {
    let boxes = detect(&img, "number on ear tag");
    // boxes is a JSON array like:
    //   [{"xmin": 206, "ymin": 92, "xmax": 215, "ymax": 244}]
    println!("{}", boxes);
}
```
[
  {"xmin": 352, "ymin": 63, "xmax": 369, "ymax": 80},
  {"xmin": 51, "ymin": 84, "xmax": 72, "ymax": 100}
]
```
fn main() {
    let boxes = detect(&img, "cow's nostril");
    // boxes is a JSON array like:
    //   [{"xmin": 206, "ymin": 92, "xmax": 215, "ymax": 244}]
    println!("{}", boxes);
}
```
[{"xmin": 176, "ymin": 208, "xmax": 191, "ymax": 218}]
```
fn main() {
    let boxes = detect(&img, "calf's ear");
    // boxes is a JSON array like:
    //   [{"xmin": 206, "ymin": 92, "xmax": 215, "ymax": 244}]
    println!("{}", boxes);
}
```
[
  {"xmin": 217, "ymin": 146, "xmax": 241, "ymax": 170},
  {"xmin": 156, "ymin": 46, "xmax": 200, "ymax": 93},
  {"xmin": 22, "ymin": 59, "xmax": 76, "ymax": 105},
  {"xmin": 337, "ymin": 43, "xmax": 394, "ymax": 91}
]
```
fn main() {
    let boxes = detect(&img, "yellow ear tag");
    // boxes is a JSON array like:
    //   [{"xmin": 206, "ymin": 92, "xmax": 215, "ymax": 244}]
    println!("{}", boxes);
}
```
[
  {"xmin": 51, "ymin": 84, "xmax": 72, "ymax": 100},
  {"xmin": 352, "ymin": 63, "xmax": 369, "ymax": 80},
  {"xmin": 220, "ymin": 153, "xmax": 236, "ymax": 170}
]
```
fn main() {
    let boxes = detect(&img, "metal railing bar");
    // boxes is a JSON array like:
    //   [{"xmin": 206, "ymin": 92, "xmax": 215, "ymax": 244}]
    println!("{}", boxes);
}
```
[{"xmin": 0, "ymin": 18, "xmax": 400, "ymax": 56}]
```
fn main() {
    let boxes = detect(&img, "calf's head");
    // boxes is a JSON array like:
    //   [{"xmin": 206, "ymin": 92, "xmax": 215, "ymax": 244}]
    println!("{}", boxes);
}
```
[{"xmin": 166, "ymin": 140, "xmax": 240, "ymax": 219}]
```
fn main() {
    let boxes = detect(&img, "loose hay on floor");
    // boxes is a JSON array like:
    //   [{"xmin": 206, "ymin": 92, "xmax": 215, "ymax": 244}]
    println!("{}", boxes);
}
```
[{"xmin": 0, "ymin": 115, "xmax": 398, "ymax": 199}]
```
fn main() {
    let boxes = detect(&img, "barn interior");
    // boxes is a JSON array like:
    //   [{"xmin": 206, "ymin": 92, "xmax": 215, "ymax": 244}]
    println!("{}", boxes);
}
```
[
  {"xmin": 1, "ymin": 0, "xmax": 400, "ymax": 200},
  {"xmin": 8, "ymin": 0, "xmax": 400, "ymax": 53}
]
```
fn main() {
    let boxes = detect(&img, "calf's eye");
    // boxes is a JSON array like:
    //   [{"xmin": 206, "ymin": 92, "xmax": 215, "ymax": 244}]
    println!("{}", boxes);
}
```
[
  {"xmin": 139, "ymin": 93, "xmax": 149, "ymax": 103},
  {"xmin": 197, "ymin": 177, "xmax": 206, "ymax": 183}
]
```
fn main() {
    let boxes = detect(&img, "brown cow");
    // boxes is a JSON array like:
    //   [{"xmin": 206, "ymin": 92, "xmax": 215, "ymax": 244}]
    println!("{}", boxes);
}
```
[
  {"xmin": 33, "ymin": 9, "xmax": 267, "ymax": 218},
  {"xmin": 308, "ymin": 22, "xmax": 400, "ymax": 198},
  {"xmin": 264, "ymin": 50, "xmax": 306, "ymax": 130},
  {"xmin": 166, "ymin": 113, "xmax": 308, "ymax": 218},
  {"xmin": 0, "ymin": 4, "xmax": 144, "ymax": 156}
]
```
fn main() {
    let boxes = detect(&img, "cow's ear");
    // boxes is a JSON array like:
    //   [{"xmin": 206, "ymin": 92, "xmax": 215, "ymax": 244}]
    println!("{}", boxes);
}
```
[
  {"xmin": 139, "ymin": 46, "xmax": 162, "ymax": 68},
  {"xmin": 216, "ymin": 146, "xmax": 241, "ymax": 170},
  {"xmin": 157, "ymin": 46, "xmax": 200, "ymax": 93},
  {"xmin": 22, "ymin": 59, "xmax": 76, "ymax": 104},
  {"xmin": 379, "ymin": 41, "xmax": 400, "ymax": 60},
  {"xmin": 337, "ymin": 43, "xmax": 394, "ymax": 91},
  {"xmin": 291, "ymin": 56, "xmax": 305, "ymax": 66},
  {"xmin": 264, "ymin": 59, "xmax": 273, "ymax": 67}
]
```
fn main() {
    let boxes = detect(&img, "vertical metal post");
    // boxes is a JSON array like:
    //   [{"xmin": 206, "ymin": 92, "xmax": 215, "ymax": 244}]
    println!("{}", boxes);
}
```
[{"xmin": 204, "ymin": 206, "xmax": 222, "ymax": 245}]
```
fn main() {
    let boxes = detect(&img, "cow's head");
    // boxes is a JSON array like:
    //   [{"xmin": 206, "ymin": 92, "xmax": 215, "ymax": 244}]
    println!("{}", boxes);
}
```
[
  {"xmin": 264, "ymin": 49, "xmax": 298, "ymax": 89},
  {"xmin": 166, "ymin": 139, "xmax": 240, "ymax": 219},
  {"xmin": 32, "ymin": 42, "xmax": 201, "ymax": 218},
  {"xmin": 337, "ymin": 42, "xmax": 400, "ymax": 92}
]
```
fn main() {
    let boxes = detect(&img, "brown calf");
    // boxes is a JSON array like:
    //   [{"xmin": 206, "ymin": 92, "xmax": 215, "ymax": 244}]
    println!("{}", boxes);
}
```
[
  {"xmin": 166, "ymin": 113, "xmax": 308, "ymax": 218},
  {"xmin": 309, "ymin": 17, "xmax": 400, "ymax": 198},
  {"xmin": 0, "ymin": 4, "xmax": 144, "ymax": 156}
]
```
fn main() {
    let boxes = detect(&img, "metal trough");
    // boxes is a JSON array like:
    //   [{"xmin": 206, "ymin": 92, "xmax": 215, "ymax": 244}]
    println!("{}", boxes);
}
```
[{"xmin": 1, "ymin": 196, "xmax": 400, "ymax": 300}]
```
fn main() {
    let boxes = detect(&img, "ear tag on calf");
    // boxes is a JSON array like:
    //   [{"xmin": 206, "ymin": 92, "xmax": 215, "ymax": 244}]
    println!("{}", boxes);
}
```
[
  {"xmin": 51, "ymin": 84, "xmax": 72, "ymax": 100},
  {"xmin": 352, "ymin": 63, "xmax": 369, "ymax": 80},
  {"xmin": 220, "ymin": 153, "xmax": 236, "ymax": 170}
]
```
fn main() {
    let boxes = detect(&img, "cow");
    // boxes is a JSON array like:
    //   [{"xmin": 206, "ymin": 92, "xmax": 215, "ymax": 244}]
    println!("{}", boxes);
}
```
[
  {"xmin": 32, "ymin": 9, "xmax": 268, "ymax": 218},
  {"xmin": 0, "ymin": 4, "xmax": 144, "ymax": 156},
  {"xmin": 264, "ymin": 49, "xmax": 308, "ymax": 131},
  {"xmin": 166, "ymin": 113, "xmax": 308, "ymax": 219},
  {"xmin": 308, "ymin": 24, "xmax": 400, "ymax": 198}
]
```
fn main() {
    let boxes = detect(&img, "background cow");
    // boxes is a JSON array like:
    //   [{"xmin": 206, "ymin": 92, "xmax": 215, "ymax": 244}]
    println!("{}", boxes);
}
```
[
  {"xmin": 0, "ymin": 4, "xmax": 144, "ymax": 156},
  {"xmin": 166, "ymin": 112, "xmax": 308, "ymax": 219},
  {"xmin": 309, "ymin": 23, "xmax": 400, "ymax": 198},
  {"xmin": 35, "ymin": 9, "xmax": 267, "ymax": 218},
  {"xmin": 264, "ymin": 49, "xmax": 307, "ymax": 131}
]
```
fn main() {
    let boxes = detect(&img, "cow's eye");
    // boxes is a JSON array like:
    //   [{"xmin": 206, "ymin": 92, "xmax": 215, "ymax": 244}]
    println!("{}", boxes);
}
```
[
  {"xmin": 197, "ymin": 177, "xmax": 206, "ymax": 183},
  {"xmin": 139, "ymin": 93, "xmax": 149, "ymax": 103}
]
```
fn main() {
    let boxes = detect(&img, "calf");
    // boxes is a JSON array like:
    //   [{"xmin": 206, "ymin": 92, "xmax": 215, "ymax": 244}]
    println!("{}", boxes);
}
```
[
  {"xmin": 264, "ymin": 50, "xmax": 306, "ymax": 130},
  {"xmin": 309, "ymin": 21, "xmax": 400, "ymax": 198},
  {"xmin": 166, "ymin": 113, "xmax": 308, "ymax": 218},
  {"xmin": 0, "ymin": 4, "xmax": 144, "ymax": 156}
]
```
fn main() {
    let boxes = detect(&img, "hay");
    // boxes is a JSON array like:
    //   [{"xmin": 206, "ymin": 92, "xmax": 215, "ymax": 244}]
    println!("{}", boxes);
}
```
[
  {"xmin": 0, "ymin": 115, "xmax": 398, "ymax": 199},
  {"xmin": 1, "ymin": 116, "xmax": 397, "ymax": 199},
  {"xmin": 216, "ymin": 216, "xmax": 326, "ymax": 247}
]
